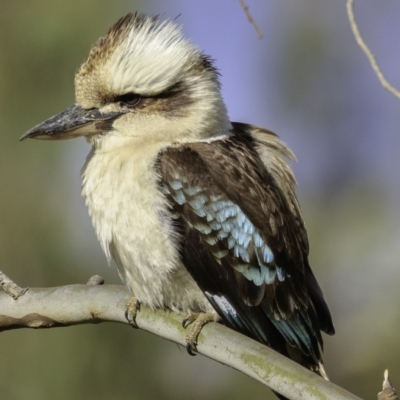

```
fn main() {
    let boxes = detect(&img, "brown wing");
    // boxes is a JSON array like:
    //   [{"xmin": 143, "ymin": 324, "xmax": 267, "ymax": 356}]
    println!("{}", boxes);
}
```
[{"xmin": 157, "ymin": 125, "xmax": 333, "ymax": 363}]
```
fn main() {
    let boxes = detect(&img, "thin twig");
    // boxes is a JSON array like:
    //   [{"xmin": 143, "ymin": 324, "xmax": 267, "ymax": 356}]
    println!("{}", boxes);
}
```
[
  {"xmin": 238, "ymin": 0, "xmax": 263, "ymax": 38},
  {"xmin": 347, "ymin": 0, "xmax": 400, "ymax": 100},
  {"xmin": 378, "ymin": 370, "xmax": 399, "ymax": 400},
  {"xmin": 0, "ymin": 270, "xmax": 28, "ymax": 299}
]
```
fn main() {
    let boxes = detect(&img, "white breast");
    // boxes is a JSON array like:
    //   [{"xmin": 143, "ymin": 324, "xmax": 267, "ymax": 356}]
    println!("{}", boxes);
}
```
[{"xmin": 81, "ymin": 143, "xmax": 211, "ymax": 313}]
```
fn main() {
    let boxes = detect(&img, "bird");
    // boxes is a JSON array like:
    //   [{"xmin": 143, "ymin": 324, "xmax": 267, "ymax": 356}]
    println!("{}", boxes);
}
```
[{"xmin": 21, "ymin": 12, "xmax": 334, "ymax": 397}]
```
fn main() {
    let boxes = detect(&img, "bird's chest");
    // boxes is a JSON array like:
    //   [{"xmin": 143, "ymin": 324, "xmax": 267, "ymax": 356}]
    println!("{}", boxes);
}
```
[{"xmin": 81, "ymin": 149, "xmax": 192, "ymax": 309}]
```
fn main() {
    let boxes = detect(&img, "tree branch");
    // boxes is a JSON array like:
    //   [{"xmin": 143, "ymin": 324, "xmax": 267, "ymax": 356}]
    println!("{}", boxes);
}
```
[
  {"xmin": 346, "ymin": 0, "xmax": 400, "ymax": 100},
  {"xmin": 0, "ymin": 282, "xmax": 362, "ymax": 400},
  {"xmin": 238, "ymin": 0, "xmax": 263, "ymax": 38}
]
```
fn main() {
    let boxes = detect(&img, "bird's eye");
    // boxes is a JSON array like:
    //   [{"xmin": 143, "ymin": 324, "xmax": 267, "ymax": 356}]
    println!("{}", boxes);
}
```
[{"xmin": 116, "ymin": 93, "xmax": 141, "ymax": 108}]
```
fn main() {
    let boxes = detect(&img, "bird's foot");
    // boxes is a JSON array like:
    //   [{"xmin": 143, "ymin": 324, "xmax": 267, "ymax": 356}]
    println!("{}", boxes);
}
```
[
  {"xmin": 125, "ymin": 295, "xmax": 141, "ymax": 328},
  {"xmin": 182, "ymin": 312, "xmax": 218, "ymax": 355}
]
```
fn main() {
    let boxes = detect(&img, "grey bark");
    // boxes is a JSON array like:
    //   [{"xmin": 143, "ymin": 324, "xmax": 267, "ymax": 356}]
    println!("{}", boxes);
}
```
[{"xmin": 0, "ymin": 282, "xmax": 363, "ymax": 400}]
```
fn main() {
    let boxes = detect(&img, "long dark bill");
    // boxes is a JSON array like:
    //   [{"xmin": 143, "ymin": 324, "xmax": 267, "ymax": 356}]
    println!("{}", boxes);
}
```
[{"xmin": 20, "ymin": 104, "xmax": 122, "ymax": 141}]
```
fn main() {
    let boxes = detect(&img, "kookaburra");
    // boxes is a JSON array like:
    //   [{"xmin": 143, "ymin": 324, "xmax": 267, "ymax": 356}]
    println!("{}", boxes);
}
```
[{"xmin": 21, "ymin": 12, "xmax": 334, "ymax": 394}]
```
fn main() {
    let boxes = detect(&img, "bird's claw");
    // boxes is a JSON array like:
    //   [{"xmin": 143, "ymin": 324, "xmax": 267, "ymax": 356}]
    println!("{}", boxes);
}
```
[
  {"xmin": 182, "ymin": 312, "xmax": 199, "ymax": 329},
  {"xmin": 186, "ymin": 341, "xmax": 198, "ymax": 356},
  {"xmin": 182, "ymin": 312, "xmax": 218, "ymax": 356},
  {"xmin": 125, "ymin": 296, "xmax": 141, "ymax": 328}
]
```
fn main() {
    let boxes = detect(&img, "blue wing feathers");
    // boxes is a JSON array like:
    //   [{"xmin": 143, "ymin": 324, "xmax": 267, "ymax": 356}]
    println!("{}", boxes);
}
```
[
  {"xmin": 171, "ymin": 189, "xmax": 186, "ymax": 205},
  {"xmin": 158, "ymin": 138, "xmax": 334, "ymax": 367},
  {"xmin": 163, "ymin": 171, "xmax": 321, "ymax": 359},
  {"xmin": 188, "ymin": 194, "xmax": 208, "ymax": 210},
  {"xmin": 166, "ymin": 179, "xmax": 283, "ymax": 287},
  {"xmin": 169, "ymin": 180, "xmax": 183, "ymax": 190},
  {"xmin": 183, "ymin": 186, "xmax": 202, "ymax": 196}
]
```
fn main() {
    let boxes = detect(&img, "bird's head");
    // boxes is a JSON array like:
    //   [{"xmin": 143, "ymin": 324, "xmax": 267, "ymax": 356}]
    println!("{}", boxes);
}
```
[{"xmin": 21, "ymin": 13, "xmax": 230, "ymax": 151}]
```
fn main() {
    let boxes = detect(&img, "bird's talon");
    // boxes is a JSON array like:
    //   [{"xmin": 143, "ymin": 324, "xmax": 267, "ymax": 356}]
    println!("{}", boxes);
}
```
[
  {"xmin": 182, "ymin": 312, "xmax": 218, "ymax": 355},
  {"xmin": 125, "ymin": 296, "xmax": 141, "ymax": 329},
  {"xmin": 125, "ymin": 310, "xmax": 138, "ymax": 328},
  {"xmin": 182, "ymin": 312, "xmax": 199, "ymax": 328},
  {"xmin": 186, "ymin": 342, "xmax": 198, "ymax": 356}
]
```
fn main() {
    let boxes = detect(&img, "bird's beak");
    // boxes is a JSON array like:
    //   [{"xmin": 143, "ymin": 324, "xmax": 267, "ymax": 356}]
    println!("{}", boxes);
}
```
[{"xmin": 20, "ymin": 104, "xmax": 122, "ymax": 141}]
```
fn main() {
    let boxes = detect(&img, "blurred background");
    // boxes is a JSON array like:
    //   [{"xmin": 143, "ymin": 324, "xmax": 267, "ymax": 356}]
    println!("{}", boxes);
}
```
[{"xmin": 1, "ymin": 0, "xmax": 399, "ymax": 399}]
